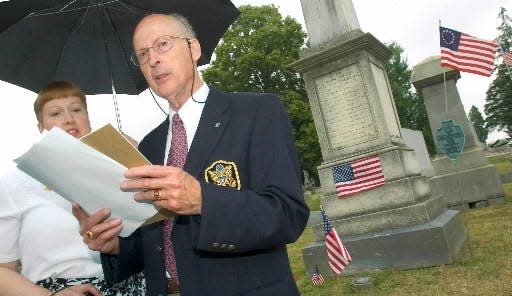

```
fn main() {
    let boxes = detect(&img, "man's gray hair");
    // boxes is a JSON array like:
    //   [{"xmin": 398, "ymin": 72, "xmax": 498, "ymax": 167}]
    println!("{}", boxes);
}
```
[{"xmin": 168, "ymin": 13, "xmax": 197, "ymax": 38}]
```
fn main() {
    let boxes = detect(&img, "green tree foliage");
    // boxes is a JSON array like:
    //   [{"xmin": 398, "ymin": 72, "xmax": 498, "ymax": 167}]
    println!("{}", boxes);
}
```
[
  {"xmin": 468, "ymin": 105, "xmax": 489, "ymax": 143},
  {"xmin": 485, "ymin": 7, "xmax": 512, "ymax": 138},
  {"xmin": 201, "ymin": 5, "xmax": 322, "ymax": 184},
  {"xmin": 384, "ymin": 42, "xmax": 435, "ymax": 155}
]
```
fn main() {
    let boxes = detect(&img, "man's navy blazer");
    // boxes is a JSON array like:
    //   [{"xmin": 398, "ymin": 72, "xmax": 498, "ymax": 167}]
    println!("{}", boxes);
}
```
[{"xmin": 102, "ymin": 88, "xmax": 309, "ymax": 296}]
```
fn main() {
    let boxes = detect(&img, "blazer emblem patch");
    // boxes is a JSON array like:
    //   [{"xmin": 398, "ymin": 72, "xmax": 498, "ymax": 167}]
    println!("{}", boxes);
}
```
[{"xmin": 205, "ymin": 160, "xmax": 241, "ymax": 190}]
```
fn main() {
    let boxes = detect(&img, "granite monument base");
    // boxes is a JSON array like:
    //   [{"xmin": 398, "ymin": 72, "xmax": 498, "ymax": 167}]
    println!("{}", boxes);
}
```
[
  {"xmin": 302, "ymin": 209, "xmax": 466, "ymax": 276},
  {"xmin": 430, "ymin": 152, "xmax": 505, "ymax": 208}
]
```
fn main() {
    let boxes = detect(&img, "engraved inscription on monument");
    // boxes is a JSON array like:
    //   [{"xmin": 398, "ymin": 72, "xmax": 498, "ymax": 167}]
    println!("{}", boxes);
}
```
[
  {"xmin": 371, "ymin": 63, "xmax": 401, "ymax": 138},
  {"xmin": 314, "ymin": 64, "xmax": 377, "ymax": 150}
]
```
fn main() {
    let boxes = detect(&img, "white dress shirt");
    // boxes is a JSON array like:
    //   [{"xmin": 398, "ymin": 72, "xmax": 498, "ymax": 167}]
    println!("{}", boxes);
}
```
[{"xmin": 164, "ymin": 83, "xmax": 209, "ymax": 164}]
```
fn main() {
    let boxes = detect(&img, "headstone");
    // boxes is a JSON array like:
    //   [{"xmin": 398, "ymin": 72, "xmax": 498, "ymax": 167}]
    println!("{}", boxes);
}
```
[
  {"xmin": 411, "ymin": 56, "xmax": 505, "ymax": 208},
  {"xmin": 501, "ymin": 173, "xmax": 512, "ymax": 184},
  {"xmin": 401, "ymin": 128, "xmax": 434, "ymax": 176},
  {"xmin": 290, "ymin": 0, "xmax": 466, "ymax": 276}
]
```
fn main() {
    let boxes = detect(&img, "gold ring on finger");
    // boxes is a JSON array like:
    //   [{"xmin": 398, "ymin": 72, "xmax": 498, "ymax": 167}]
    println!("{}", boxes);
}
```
[
  {"xmin": 86, "ymin": 230, "xmax": 96, "ymax": 240},
  {"xmin": 153, "ymin": 189, "xmax": 162, "ymax": 201}
]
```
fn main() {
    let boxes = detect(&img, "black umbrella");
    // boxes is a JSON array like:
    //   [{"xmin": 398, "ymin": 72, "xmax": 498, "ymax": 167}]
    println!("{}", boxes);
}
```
[
  {"xmin": 0, "ymin": 0, "xmax": 239, "ymax": 95},
  {"xmin": 0, "ymin": 0, "xmax": 61, "ymax": 32}
]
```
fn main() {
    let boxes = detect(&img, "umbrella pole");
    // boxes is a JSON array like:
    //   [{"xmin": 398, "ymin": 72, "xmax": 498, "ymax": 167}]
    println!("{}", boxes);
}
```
[
  {"xmin": 111, "ymin": 84, "xmax": 123, "ymax": 132},
  {"xmin": 99, "ymin": 5, "xmax": 123, "ymax": 132}
]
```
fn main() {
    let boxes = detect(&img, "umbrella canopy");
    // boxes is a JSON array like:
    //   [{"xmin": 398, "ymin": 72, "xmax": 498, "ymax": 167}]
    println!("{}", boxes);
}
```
[
  {"xmin": 0, "ymin": 0, "xmax": 61, "ymax": 32},
  {"xmin": 0, "ymin": 0, "xmax": 239, "ymax": 95}
]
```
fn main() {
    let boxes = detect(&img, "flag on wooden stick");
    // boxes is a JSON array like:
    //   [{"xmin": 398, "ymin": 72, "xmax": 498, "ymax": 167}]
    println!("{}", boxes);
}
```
[
  {"xmin": 321, "ymin": 207, "xmax": 352, "ymax": 275},
  {"xmin": 439, "ymin": 26, "xmax": 497, "ymax": 77},
  {"xmin": 311, "ymin": 265, "xmax": 325, "ymax": 286}
]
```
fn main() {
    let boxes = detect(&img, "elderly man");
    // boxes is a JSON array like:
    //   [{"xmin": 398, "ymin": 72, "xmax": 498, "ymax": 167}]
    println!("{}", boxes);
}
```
[{"xmin": 73, "ymin": 13, "xmax": 309, "ymax": 296}]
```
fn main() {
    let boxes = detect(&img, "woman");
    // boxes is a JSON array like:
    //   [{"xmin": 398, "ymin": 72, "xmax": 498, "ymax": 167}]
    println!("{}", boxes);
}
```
[{"xmin": 0, "ymin": 81, "xmax": 145, "ymax": 296}]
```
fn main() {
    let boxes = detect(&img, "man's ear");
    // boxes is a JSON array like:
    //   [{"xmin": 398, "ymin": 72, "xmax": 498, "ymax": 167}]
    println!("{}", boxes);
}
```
[
  {"xmin": 189, "ymin": 38, "xmax": 202, "ymax": 63},
  {"xmin": 37, "ymin": 122, "xmax": 44, "ymax": 133}
]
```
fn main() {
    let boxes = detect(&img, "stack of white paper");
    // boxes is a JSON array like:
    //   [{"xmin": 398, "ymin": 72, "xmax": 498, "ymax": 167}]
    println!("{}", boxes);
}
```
[{"xmin": 15, "ymin": 126, "xmax": 158, "ymax": 237}]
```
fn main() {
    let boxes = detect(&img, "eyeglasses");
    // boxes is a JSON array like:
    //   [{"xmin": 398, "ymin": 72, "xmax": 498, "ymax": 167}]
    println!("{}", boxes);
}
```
[{"xmin": 131, "ymin": 35, "xmax": 190, "ymax": 66}]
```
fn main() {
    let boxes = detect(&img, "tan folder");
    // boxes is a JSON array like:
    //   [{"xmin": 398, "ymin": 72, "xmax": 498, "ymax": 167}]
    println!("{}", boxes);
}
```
[{"xmin": 80, "ymin": 124, "xmax": 174, "ymax": 226}]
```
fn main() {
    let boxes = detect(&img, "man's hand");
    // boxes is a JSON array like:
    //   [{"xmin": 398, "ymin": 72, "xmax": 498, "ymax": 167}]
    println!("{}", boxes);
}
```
[
  {"xmin": 71, "ymin": 203, "xmax": 122, "ymax": 255},
  {"xmin": 121, "ymin": 165, "xmax": 202, "ymax": 215}
]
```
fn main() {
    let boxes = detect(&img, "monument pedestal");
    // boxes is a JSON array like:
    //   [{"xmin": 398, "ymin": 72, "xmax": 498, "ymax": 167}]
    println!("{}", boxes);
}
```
[
  {"xmin": 304, "ymin": 148, "xmax": 465, "ymax": 275},
  {"xmin": 303, "ymin": 209, "xmax": 466, "ymax": 275},
  {"xmin": 411, "ymin": 57, "xmax": 505, "ymax": 208},
  {"xmin": 313, "ymin": 148, "xmax": 446, "ymax": 239},
  {"xmin": 291, "ymin": 0, "xmax": 467, "ymax": 277},
  {"xmin": 430, "ymin": 149, "xmax": 505, "ymax": 208},
  {"xmin": 288, "ymin": 35, "xmax": 468, "ymax": 274}
]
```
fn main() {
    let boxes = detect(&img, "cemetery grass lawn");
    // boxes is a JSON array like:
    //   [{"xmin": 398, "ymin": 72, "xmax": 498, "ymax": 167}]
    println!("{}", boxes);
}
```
[{"xmin": 288, "ymin": 156, "xmax": 512, "ymax": 295}]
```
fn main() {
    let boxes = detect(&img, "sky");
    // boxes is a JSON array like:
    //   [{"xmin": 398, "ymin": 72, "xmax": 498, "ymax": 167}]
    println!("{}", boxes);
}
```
[{"xmin": 0, "ymin": 0, "xmax": 511, "ymax": 175}]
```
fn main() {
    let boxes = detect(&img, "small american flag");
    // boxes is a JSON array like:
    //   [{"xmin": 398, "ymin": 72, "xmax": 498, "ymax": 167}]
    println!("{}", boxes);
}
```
[
  {"xmin": 321, "ymin": 208, "xmax": 352, "ymax": 275},
  {"xmin": 440, "ymin": 26, "xmax": 497, "ymax": 77},
  {"xmin": 311, "ymin": 265, "xmax": 325, "ymax": 286},
  {"xmin": 333, "ymin": 156, "xmax": 385, "ymax": 198},
  {"xmin": 503, "ymin": 50, "xmax": 512, "ymax": 67}
]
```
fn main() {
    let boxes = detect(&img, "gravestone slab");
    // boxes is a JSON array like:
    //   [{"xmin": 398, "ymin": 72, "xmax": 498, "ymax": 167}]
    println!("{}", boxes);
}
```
[{"xmin": 401, "ymin": 128, "xmax": 434, "ymax": 176}]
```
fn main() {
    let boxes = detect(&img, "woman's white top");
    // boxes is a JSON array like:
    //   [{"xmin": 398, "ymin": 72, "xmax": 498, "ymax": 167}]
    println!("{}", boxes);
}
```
[{"xmin": 0, "ymin": 169, "xmax": 103, "ymax": 282}]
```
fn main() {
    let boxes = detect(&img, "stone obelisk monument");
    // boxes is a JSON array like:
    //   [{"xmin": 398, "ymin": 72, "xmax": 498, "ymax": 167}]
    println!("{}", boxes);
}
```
[
  {"xmin": 289, "ymin": 0, "xmax": 466, "ymax": 275},
  {"xmin": 411, "ymin": 57, "xmax": 505, "ymax": 208}
]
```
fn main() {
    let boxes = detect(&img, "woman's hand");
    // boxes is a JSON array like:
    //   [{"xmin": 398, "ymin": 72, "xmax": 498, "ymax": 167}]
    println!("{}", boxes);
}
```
[
  {"xmin": 71, "ymin": 203, "xmax": 121, "ymax": 255},
  {"xmin": 51, "ymin": 284, "xmax": 101, "ymax": 296}
]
